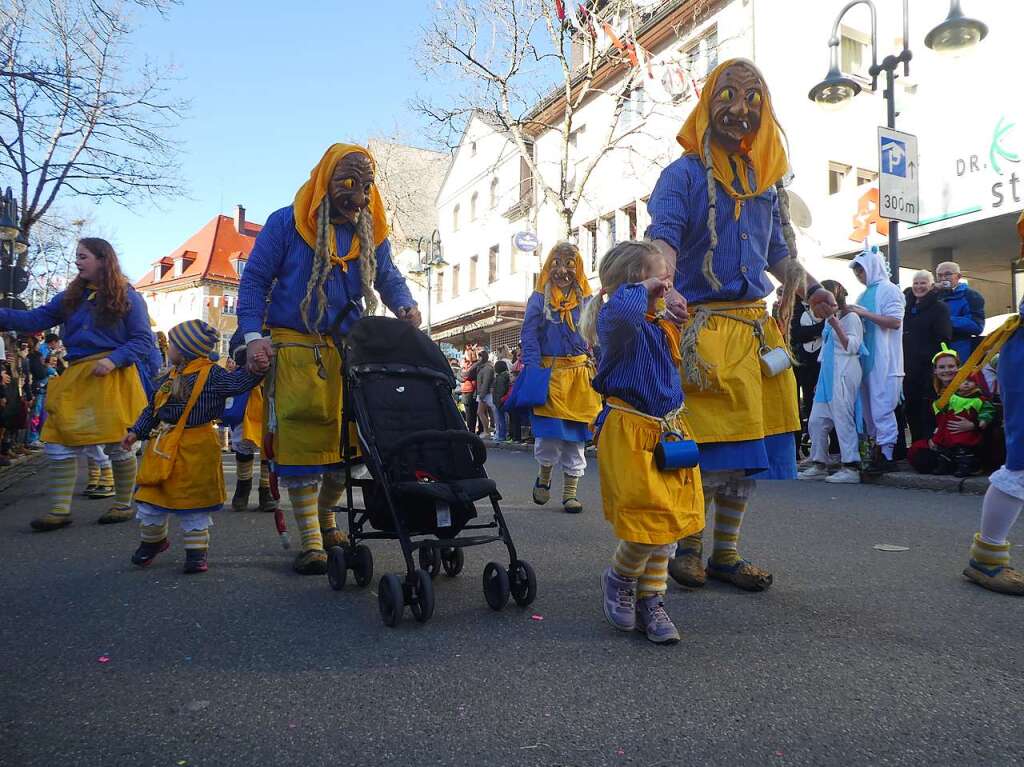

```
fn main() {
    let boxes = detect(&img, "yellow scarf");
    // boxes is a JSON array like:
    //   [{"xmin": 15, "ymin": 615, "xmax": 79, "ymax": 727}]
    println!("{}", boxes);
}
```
[
  {"xmin": 292, "ymin": 143, "xmax": 390, "ymax": 272},
  {"xmin": 934, "ymin": 315, "xmax": 1020, "ymax": 411},
  {"xmin": 676, "ymin": 58, "xmax": 789, "ymax": 219},
  {"xmin": 647, "ymin": 310, "xmax": 683, "ymax": 368},
  {"xmin": 153, "ymin": 357, "xmax": 215, "ymax": 414},
  {"xmin": 535, "ymin": 247, "xmax": 592, "ymax": 331}
]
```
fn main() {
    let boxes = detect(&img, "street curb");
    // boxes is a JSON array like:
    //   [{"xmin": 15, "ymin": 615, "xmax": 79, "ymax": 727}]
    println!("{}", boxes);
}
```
[
  {"xmin": 0, "ymin": 451, "xmax": 45, "ymax": 495},
  {"xmin": 483, "ymin": 440, "xmax": 988, "ymax": 495}
]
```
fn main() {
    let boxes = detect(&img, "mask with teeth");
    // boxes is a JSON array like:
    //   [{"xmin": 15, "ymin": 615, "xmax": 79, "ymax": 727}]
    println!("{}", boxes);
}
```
[{"xmin": 709, "ymin": 62, "xmax": 764, "ymax": 153}]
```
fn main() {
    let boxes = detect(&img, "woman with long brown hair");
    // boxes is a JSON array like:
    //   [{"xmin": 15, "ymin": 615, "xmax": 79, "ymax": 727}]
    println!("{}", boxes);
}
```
[{"xmin": 0, "ymin": 237, "xmax": 156, "ymax": 531}]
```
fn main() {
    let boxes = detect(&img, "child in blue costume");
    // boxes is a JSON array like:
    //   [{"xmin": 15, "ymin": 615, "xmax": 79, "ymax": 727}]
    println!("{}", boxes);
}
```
[
  {"xmin": 581, "ymin": 241, "xmax": 703, "ymax": 644},
  {"xmin": 518, "ymin": 242, "xmax": 602, "ymax": 513}
]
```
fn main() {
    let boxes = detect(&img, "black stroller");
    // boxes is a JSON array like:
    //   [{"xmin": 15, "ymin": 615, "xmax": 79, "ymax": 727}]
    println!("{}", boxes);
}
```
[{"xmin": 326, "ymin": 316, "xmax": 536, "ymax": 627}]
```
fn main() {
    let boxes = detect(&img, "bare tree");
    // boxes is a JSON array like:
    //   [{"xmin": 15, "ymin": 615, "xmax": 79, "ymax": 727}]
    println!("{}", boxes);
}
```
[
  {"xmin": 0, "ymin": 0, "xmax": 186, "ymax": 267},
  {"xmin": 414, "ymin": 0, "xmax": 678, "ymax": 239}
]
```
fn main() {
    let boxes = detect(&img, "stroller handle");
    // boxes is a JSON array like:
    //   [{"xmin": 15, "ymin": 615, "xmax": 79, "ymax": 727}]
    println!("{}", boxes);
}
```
[{"xmin": 384, "ymin": 429, "xmax": 487, "ymax": 465}]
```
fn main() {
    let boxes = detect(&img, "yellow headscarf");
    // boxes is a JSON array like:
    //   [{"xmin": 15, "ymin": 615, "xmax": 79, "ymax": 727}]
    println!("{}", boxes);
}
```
[
  {"xmin": 535, "ymin": 243, "xmax": 591, "ymax": 331},
  {"xmin": 292, "ymin": 143, "xmax": 390, "ymax": 271},
  {"xmin": 676, "ymin": 58, "xmax": 789, "ymax": 219}
]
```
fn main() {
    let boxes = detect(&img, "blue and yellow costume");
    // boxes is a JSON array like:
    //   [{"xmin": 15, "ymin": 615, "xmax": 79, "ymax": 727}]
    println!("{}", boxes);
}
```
[
  {"xmin": 237, "ymin": 143, "xmax": 417, "ymax": 572},
  {"xmin": 130, "ymin": 319, "xmax": 263, "ymax": 573},
  {"xmin": 518, "ymin": 244, "xmax": 601, "ymax": 512},
  {"xmin": 0, "ymin": 282, "xmax": 155, "ymax": 530},
  {"xmin": 647, "ymin": 58, "xmax": 797, "ymax": 591}
]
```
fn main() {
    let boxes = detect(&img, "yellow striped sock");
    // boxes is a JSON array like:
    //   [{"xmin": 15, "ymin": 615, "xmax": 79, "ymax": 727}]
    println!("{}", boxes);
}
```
[
  {"xmin": 613, "ymin": 540, "xmax": 654, "ymax": 579},
  {"xmin": 317, "ymin": 474, "xmax": 345, "ymax": 530},
  {"xmin": 538, "ymin": 464, "xmax": 553, "ymax": 486},
  {"xmin": 236, "ymin": 455, "xmax": 254, "ymax": 481},
  {"xmin": 110, "ymin": 457, "xmax": 137, "ymax": 510},
  {"xmin": 88, "ymin": 461, "xmax": 100, "ymax": 485},
  {"xmin": 638, "ymin": 545, "xmax": 673, "ymax": 598},
  {"xmin": 183, "ymin": 528, "xmax": 210, "ymax": 551},
  {"xmin": 258, "ymin": 458, "xmax": 270, "ymax": 488},
  {"xmin": 711, "ymin": 495, "xmax": 747, "ymax": 567},
  {"xmin": 99, "ymin": 465, "xmax": 114, "ymax": 487},
  {"xmin": 971, "ymin": 532, "xmax": 1011, "ymax": 569},
  {"xmin": 140, "ymin": 522, "xmax": 168, "ymax": 543},
  {"xmin": 48, "ymin": 458, "xmax": 78, "ymax": 517},
  {"xmin": 562, "ymin": 473, "xmax": 580, "ymax": 501},
  {"xmin": 288, "ymin": 484, "xmax": 322, "ymax": 551}
]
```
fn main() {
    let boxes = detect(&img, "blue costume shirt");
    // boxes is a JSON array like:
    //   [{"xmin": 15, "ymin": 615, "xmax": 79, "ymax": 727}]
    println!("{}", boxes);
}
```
[
  {"xmin": 646, "ymin": 155, "xmax": 789, "ymax": 304},
  {"xmin": 238, "ymin": 206, "xmax": 415, "ymax": 337},
  {"xmin": 592, "ymin": 284, "xmax": 683, "ymax": 419},
  {"xmin": 519, "ymin": 291, "xmax": 589, "ymax": 366}
]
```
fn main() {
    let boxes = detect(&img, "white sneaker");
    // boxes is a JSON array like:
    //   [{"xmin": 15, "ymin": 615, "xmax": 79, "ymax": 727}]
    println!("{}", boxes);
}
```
[
  {"xmin": 825, "ymin": 467, "xmax": 861, "ymax": 484},
  {"xmin": 798, "ymin": 464, "xmax": 829, "ymax": 480}
]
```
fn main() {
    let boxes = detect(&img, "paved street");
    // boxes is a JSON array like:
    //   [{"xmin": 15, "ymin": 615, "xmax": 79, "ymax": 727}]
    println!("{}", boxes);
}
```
[{"xmin": 1, "ymin": 451, "xmax": 1022, "ymax": 767}]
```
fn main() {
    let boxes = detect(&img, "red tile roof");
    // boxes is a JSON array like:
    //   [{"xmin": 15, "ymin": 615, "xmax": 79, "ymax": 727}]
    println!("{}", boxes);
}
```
[{"xmin": 135, "ymin": 214, "xmax": 263, "ymax": 290}]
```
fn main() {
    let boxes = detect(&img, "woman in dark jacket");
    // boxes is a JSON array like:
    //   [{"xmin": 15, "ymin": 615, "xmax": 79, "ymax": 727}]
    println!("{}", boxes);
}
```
[{"xmin": 903, "ymin": 271, "xmax": 953, "ymax": 442}]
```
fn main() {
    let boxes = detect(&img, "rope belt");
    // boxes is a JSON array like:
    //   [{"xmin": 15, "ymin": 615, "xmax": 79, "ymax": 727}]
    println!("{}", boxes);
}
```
[
  {"xmin": 680, "ymin": 301, "xmax": 775, "ymax": 391},
  {"xmin": 605, "ymin": 397, "xmax": 686, "ymax": 436}
]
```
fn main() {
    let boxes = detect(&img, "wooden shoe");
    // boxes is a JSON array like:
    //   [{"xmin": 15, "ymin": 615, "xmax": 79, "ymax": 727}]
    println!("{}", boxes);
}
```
[
  {"xmin": 321, "ymin": 527, "xmax": 348, "ymax": 549},
  {"xmin": 30, "ymin": 513, "xmax": 72, "ymax": 532},
  {"xmin": 88, "ymin": 484, "xmax": 115, "ymax": 499},
  {"xmin": 562, "ymin": 497, "xmax": 583, "ymax": 514},
  {"xmin": 668, "ymin": 549, "xmax": 706, "ymax": 588},
  {"xmin": 963, "ymin": 560, "xmax": 1024, "ymax": 596},
  {"xmin": 258, "ymin": 487, "xmax": 278, "ymax": 512},
  {"xmin": 706, "ymin": 558, "xmax": 773, "ymax": 592},
  {"xmin": 97, "ymin": 505, "xmax": 134, "ymax": 525},
  {"xmin": 231, "ymin": 479, "xmax": 252, "ymax": 512},
  {"xmin": 293, "ymin": 549, "xmax": 328, "ymax": 575},
  {"xmin": 532, "ymin": 478, "xmax": 551, "ymax": 505}
]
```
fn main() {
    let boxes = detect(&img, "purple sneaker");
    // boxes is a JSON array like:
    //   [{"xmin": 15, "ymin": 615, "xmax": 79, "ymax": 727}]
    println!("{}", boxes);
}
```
[
  {"xmin": 635, "ymin": 595, "xmax": 681, "ymax": 644},
  {"xmin": 602, "ymin": 567, "xmax": 637, "ymax": 631}
]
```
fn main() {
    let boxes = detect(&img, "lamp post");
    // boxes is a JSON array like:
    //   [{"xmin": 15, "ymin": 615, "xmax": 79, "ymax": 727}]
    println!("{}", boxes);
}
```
[
  {"xmin": 808, "ymin": 0, "xmax": 988, "ymax": 284},
  {"xmin": 0, "ymin": 187, "xmax": 20, "ymax": 310},
  {"xmin": 411, "ymin": 228, "xmax": 446, "ymax": 338}
]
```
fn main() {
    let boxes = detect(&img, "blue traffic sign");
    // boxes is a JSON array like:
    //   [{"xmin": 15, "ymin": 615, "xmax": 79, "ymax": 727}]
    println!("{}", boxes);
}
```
[{"xmin": 881, "ymin": 138, "xmax": 907, "ymax": 177}]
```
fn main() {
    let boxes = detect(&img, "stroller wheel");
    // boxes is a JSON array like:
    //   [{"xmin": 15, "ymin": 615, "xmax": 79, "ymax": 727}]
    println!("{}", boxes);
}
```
[
  {"xmin": 378, "ymin": 574, "xmax": 404, "ymax": 627},
  {"xmin": 482, "ymin": 562, "xmax": 510, "ymax": 611},
  {"xmin": 351, "ymin": 544, "xmax": 374, "ymax": 588},
  {"xmin": 441, "ymin": 547, "xmax": 464, "ymax": 578},
  {"xmin": 327, "ymin": 547, "xmax": 347, "ymax": 591},
  {"xmin": 409, "ymin": 569, "xmax": 435, "ymax": 624},
  {"xmin": 418, "ymin": 545, "xmax": 441, "ymax": 578},
  {"xmin": 508, "ymin": 560, "xmax": 537, "ymax": 607}
]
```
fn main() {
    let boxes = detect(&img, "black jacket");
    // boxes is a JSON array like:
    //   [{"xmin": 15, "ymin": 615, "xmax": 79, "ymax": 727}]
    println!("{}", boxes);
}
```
[
  {"xmin": 790, "ymin": 301, "xmax": 825, "ymax": 366},
  {"xmin": 903, "ymin": 288, "xmax": 952, "ymax": 392}
]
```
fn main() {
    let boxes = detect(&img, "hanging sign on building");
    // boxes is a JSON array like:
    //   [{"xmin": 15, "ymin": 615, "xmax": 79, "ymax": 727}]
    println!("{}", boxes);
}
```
[
  {"xmin": 878, "ymin": 126, "xmax": 920, "ymax": 224},
  {"xmin": 512, "ymin": 231, "xmax": 539, "ymax": 252}
]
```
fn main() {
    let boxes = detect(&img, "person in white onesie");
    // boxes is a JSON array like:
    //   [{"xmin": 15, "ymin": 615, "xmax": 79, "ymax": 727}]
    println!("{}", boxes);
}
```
[
  {"xmin": 799, "ymin": 280, "xmax": 864, "ymax": 484},
  {"xmin": 847, "ymin": 247, "xmax": 905, "ymax": 474}
]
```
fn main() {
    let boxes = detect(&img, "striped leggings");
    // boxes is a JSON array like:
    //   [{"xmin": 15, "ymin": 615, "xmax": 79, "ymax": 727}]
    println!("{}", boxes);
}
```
[{"xmin": 612, "ymin": 541, "xmax": 675, "ymax": 598}]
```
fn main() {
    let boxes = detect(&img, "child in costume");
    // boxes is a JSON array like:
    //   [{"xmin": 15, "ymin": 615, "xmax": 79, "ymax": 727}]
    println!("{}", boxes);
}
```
[
  {"xmin": 123, "ymin": 320, "xmax": 263, "ymax": 573},
  {"xmin": 223, "ymin": 329, "xmax": 276, "ymax": 513},
  {"xmin": 82, "ymin": 447, "xmax": 115, "ymax": 499},
  {"xmin": 0, "ymin": 237, "xmax": 154, "ymax": 531},
  {"xmin": 799, "ymin": 280, "xmax": 865, "ymax": 485},
  {"xmin": 908, "ymin": 345, "xmax": 994, "ymax": 477},
  {"xmin": 582, "ymin": 241, "xmax": 703, "ymax": 644},
  {"xmin": 518, "ymin": 242, "xmax": 602, "ymax": 513}
]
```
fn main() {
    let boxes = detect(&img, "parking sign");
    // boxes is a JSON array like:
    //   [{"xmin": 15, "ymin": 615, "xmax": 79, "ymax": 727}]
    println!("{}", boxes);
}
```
[{"xmin": 878, "ymin": 126, "xmax": 919, "ymax": 224}]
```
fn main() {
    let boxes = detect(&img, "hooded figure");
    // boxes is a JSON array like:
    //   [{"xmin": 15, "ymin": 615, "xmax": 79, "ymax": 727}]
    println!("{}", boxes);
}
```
[
  {"xmin": 849, "ymin": 247, "xmax": 905, "ymax": 469},
  {"xmin": 646, "ymin": 58, "xmax": 838, "ymax": 593},
  {"xmin": 237, "ymin": 143, "xmax": 420, "ymax": 575},
  {"xmin": 516, "ymin": 242, "xmax": 602, "ymax": 513}
]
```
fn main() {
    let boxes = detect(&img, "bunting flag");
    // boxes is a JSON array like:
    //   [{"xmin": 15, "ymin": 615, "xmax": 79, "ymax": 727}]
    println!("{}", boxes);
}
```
[
  {"xmin": 554, "ymin": 0, "xmax": 565, "ymax": 21},
  {"xmin": 601, "ymin": 21, "xmax": 625, "ymax": 52},
  {"xmin": 624, "ymin": 41, "xmax": 638, "ymax": 67}
]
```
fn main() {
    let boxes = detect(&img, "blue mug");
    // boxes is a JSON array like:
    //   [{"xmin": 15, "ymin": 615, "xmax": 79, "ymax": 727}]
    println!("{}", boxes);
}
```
[{"xmin": 654, "ymin": 431, "xmax": 700, "ymax": 471}]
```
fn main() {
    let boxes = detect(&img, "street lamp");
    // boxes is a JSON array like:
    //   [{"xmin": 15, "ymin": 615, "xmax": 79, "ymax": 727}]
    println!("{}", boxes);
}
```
[
  {"xmin": 0, "ymin": 187, "xmax": 20, "ymax": 310},
  {"xmin": 808, "ymin": 0, "xmax": 987, "ymax": 282},
  {"xmin": 410, "ymin": 228, "xmax": 447, "ymax": 337}
]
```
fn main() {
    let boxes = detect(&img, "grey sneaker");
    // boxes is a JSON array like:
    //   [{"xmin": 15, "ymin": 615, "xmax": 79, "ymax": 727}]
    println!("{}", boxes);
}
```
[
  {"xmin": 635, "ymin": 595, "xmax": 681, "ymax": 644},
  {"xmin": 602, "ymin": 567, "xmax": 637, "ymax": 631}
]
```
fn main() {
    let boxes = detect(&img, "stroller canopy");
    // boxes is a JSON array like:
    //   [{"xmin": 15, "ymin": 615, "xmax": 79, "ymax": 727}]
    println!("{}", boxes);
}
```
[{"xmin": 345, "ymin": 316, "xmax": 455, "ymax": 385}]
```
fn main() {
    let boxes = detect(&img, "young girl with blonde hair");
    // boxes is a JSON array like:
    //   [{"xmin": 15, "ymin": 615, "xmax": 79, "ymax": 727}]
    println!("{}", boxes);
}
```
[{"xmin": 580, "ymin": 240, "xmax": 703, "ymax": 644}]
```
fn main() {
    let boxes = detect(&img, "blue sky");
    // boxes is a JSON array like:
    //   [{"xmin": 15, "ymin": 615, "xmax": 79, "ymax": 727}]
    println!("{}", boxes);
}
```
[{"xmin": 93, "ymin": 1, "xmax": 443, "ymax": 280}]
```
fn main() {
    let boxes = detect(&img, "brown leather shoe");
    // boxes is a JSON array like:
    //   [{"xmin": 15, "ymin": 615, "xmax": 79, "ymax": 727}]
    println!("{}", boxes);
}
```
[
  {"xmin": 97, "ymin": 505, "xmax": 134, "ymax": 525},
  {"xmin": 668, "ymin": 550, "xmax": 706, "ymax": 588},
  {"xmin": 963, "ymin": 562, "xmax": 1024, "ymax": 596},
  {"xmin": 30, "ymin": 513, "xmax": 73, "ymax": 532},
  {"xmin": 293, "ymin": 549, "xmax": 328, "ymax": 575},
  {"xmin": 706, "ymin": 558, "xmax": 773, "ymax": 592}
]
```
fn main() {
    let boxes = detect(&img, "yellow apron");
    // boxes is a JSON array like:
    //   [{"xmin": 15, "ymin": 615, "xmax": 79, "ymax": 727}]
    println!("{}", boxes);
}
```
[
  {"xmin": 268, "ymin": 327, "xmax": 353, "ymax": 467},
  {"xmin": 595, "ymin": 398, "xmax": 704, "ymax": 545},
  {"xmin": 533, "ymin": 354, "xmax": 602, "ymax": 424},
  {"xmin": 135, "ymin": 424, "xmax": 225, "ymax": 511},
  {"xmin": 241, "ymin": 384, "xmax": 264, "ymax": 446},
  {"xmin": 681, "ymin": 301, "xmax": 799, "ymax": 443},
  {"xmin": 41, "ymin": 353, "xmax": 148, "ymax": 446}
]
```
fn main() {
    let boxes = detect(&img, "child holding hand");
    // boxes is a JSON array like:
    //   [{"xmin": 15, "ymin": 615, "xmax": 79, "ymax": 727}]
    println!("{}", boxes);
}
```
[{"xmin": 580, "ymin": 240, "xmax": 703, "ymax": 645}]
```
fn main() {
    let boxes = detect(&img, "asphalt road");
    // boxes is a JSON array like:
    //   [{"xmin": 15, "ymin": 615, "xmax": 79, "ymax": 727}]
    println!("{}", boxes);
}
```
[{"xmin": 0, "ymin": 451, "xmax": 1022, "ymax": 767}]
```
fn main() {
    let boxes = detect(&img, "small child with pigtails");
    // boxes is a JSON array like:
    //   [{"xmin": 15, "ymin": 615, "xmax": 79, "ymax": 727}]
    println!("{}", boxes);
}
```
[{"xmin": 579, "ymin": 240, "xmax": 704, "ymax": 645}]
